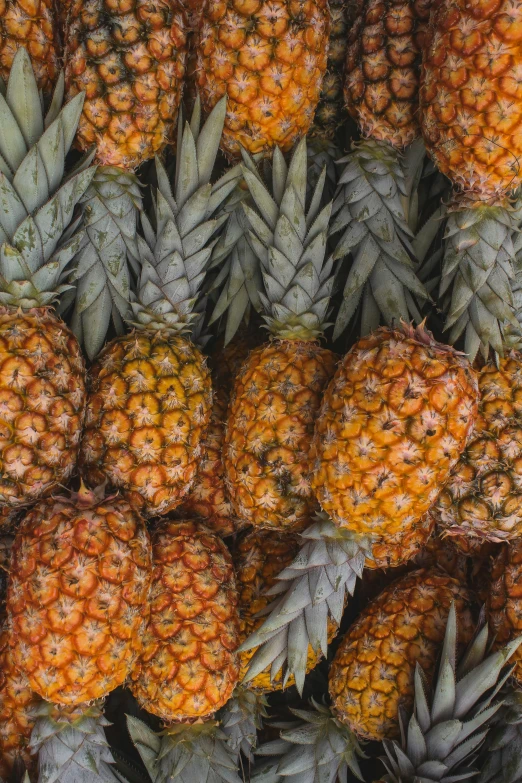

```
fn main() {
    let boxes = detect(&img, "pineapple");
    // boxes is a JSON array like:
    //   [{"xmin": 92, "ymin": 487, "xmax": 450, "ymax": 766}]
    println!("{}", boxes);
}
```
[
  {"xmin": 0, "ymin": 0, "xmax": 58, "ymax": 92},
  {"xmin": 311, "ymin": 323, "xmax": 478, "ymax": 536},
  {"xmin": 254, "ymin": 594, "xmax": 517, "ymax": 782},
  {"xmin": 329, "ymin": 570, "xmax": 475, "ymax": 740},
  {"xmin": 127, "ymin": 520, "xmax": 242, "ymax": 782},
  {"xmin": 488, "ymin": 539, "xmax": 522, "ymax": 685},
  {"xmin": 478, "ymin": 690, "xmax": 522, "ymax": 783},
  {"xmin": 62, "ymin": 0, "xmax": 189, "ymax": 361},
  {"xmin": 240, "ymin": 323, "xmax": 478, "ymax": 690},
  {"xmin": 330, "ymin": 0, "xmax": 431, "ymax": 338},
  {"xmin": 224, "ymin": 138, "xmax": 338, "ymax": 532},
  {"xmin": 420, "ymin": 0, "xmax": 522, "ymax": 359},
  {"xmin": 195, "ymin": 0, "xmax": 330, "ymax": 160},
  {"xmin": 0, "ymin": 50, "xmax": 94, "ymax": 511},
  {"xmin": 7, "ymin": 485, "xmax": 153, "ymax": 705},
  {"xmin": 433, "ymin": 355, "xmax": 522, "ymax": 545},
  {"xmin": 80, "ymin": 99, "xmax": 241, "ymax": 517}
]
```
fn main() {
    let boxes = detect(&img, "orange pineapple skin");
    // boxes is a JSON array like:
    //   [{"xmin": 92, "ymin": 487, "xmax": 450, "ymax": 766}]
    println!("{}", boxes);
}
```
[
  {"xmin": 311, "ymin": 325, "xmax": 479, "ymax": 538},
  {"xmin": 329, "ymin": 569, "xmax": 475, "ymax": 740},
  {"xmin": 176, "ymin": 387, "xmax": 237, "ymax": 537},
  {"xmin": 433, "ymin": 355, "xmax": 522, "ymax": 544},
  {"xmin": 195, "ymin": 0, "xmax": 330, "ymax": 159},
  {"xmin": 0, "ymin": 308, "xmax": 86, "ymax": 510},
  {"xmin": 65, "ymin": 0, "xmax": 188, "ymax": 169},
  {"xmin": 488, "ymin": 540, "xmax": 522, "ymax": 683},
  {"xmin": 0, "ymin": 0, "xmax": 58, "ymax": 92},
  {"xmin": 0, "ymin": 624, "xmax": 36, "ymax": 778},
  {"xmin": 420, "ymin": 0, "xmax": 522, "ymax": 196},
  {"xmin": 6, "ymin": 490, "xmax": 153, "ymax": 706},
  {"xmin": 80, "ymin": 332, "xmax": 213, "ymax": 518},
  {"xmin": 364, "ymin": 512, "xmax": 435, "ymax": 569},
  {"xmin": 225, "ymin": 340, "xmax": 338, "ymax": 531},
  {"xmin": 130, "ymin": 520, "xmax": 240, "ymax": 722},
  {"xmin": 310, "ymin": 0, "xmax": 349, "ymax": 142},
  {"xmin": 344, "ymin": 0, "xmax": 431, "ymax": 147}
]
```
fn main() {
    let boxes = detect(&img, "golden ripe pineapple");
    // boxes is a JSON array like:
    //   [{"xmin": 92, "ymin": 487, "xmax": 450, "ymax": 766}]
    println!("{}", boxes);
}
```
[
  {"xmin": 224, "ymin": 139, "xmax": 337, "ymax": 532},
  {"xmin": 0, "ymin": 0, "xmax": 58, "ymax": 91},
  {"xmin": 329, "ymin": 569, "xmax": 475, "ymax": 740},
  {"xmin": 311, "ymin": 324, "xmax": 478, "ymax": 538},
  {"xmin": 195, "ymin": 0, "xmax": 330, "ymax": 159},
  {"xmin": 345, "ymin": 0, "xmax": 431, "ymax": 148},
  {"xmin": 130, "ymin": 520, "xmax": 240, "ymax": 721},
  {"xmin": 65, "ymin": 0, "xmax": 187, "ymax": 169},
  {"xmin": 420, "ymin": 0, "xmax": 522, "ymax": 358},
  {"xmin": 7, "ymin": 486, "xmax": 153, "ymax": 706},
  {"xmin": 80, "ymin": 102, "xmax": 238, "ymax": 517},
  {"xmin": 127, "ymin": 520, "xmax": 243, "ymax": 781},
  {"xmin": 433, "ymin": 354, "xmax": 522, "ymax": 544},
  {"xmin": 0, "ymin": 51, "xmax": 93, "ymax": 512}
]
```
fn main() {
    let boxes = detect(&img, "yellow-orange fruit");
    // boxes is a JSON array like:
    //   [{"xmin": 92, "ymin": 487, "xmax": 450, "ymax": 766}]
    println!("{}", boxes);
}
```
[
  {"xmin": 7, "ymin": 488, "xmax": 153, "ymax": 705},
  {"xmin": 0, "ymin": 0, "xmax": 58, "ymax": 92},
  {"xmin": 329, "ymin": 569, "xmax": 475, "ymax": 740},
  {"xmin": 420, "ymin": 0, "xmax": 522, "ymax": 196},
  {"xmin": 195, "ymin": 0, "xmax": 330, "ymax": 159},
  {"xmin": 488, "ymin": 540, "xmax": 522, "ymax": 683},
  {"xmin": 311, "ymin": 324, "xmax": 479, "ymax": 539},
  {"xmin": 130, "ymin": 520, "xmax": 240, "ymax": 721},
  {"xmin": 225, "ymin": 340, "xmax": 338, "ymax": 531}
]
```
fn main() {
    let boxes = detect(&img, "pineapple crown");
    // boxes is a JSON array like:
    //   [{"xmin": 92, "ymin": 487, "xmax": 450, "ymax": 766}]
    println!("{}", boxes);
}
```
[
  {"xmin": 127, "ymin": 714, "xmax": 243, "ymax": 783},
  {"xmin": 242, "ymin": 138, "xmax": 335, "ymax": 341},
  {"xmin": 0, "ymin": 49, "xmax": 96, "ymax": 310},
  {"xmin": 130, "ymin": 97, "xmax": 242, "ymax": 337}
]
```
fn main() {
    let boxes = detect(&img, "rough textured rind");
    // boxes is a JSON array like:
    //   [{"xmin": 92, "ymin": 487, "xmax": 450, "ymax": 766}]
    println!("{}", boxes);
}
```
[
  {"xmin": 433, "ymin": 354, "xmax": 522, "ymax": 543},
  {"xmin": 0, "ymin": 308, "xmax": 86, "ymax": 510},
  {"xmin": 225, "ymin": 340, "xmax": 337, "ymax": 530},
  {"xmin": 80, "ymin": 332, "xmax": 212, "ymax": 517},
  {"xmin": 329, "ymin": 569, "xmax": 475, "ymax": 740},
  {"xmin": 65, "ymin": 0, "xmax": 188, "ymax": 168},
  {"xmin": 195, "ymin": 0, "xmax": 330, "ymax": 159},
  {"xmin": 0, "ymin": 0, "xmax": 58, "ymax": 92},
  {"xmin": 488, "ymin": 539, "xmax": 522, "ymax": 683},
  {"xmin": 420, "ymin": 0, "xmax": 522, "ymax": 195},
  {"xmin": 364, "ymin": 512, "xmax": 435, "ymax": 569},
  {"xmin": 0, "ymin": 623, "xmax": 35, "ymax": 779},
  {"xmin": 130, "ymin": 520, "xmax": 240, "ymax": 722},
  {"xmin": 7, "ymin": 490, "xmax": 153, "ymax": 705},
  {"xmin": 345, "ymin": 0, "xmax": 431, "ymax": 147},
  {"xmin": 311, "ymin": 325, "xmax": 479, "ymax": 538}
]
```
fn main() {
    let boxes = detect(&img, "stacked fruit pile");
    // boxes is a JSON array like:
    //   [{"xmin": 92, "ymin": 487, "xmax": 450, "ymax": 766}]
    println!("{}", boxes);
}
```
[{"xmin": 1, "ymin": 0, "xmax": 522, "ymax": 781}]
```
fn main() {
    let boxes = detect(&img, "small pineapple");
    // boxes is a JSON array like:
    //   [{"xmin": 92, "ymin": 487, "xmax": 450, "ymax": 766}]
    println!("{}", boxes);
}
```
[
  {"xmin": 420, "ymin": 0, "xmax": 522, "ymax": 358},
  {"xmin": 0, "ymin": 0, "xmax": 58, "ymax": 92},
  {"xmin": 80, "ymin": 99, "xmax": 240, "ymax": 517},
  {"xmin": 224, "ymin": 138, "xmax": 338, "ymax": 531},
  {"xmin": 0, "ymin": 49, "xmax": 94, "ymax": 511},
  {"xmin": 434, "ymin": 354, "xmax": 522, "ymax": 544},
  {"xmin": 195, "ymin": 0, "xmax": 330, "ymax": 159},
  {"xmin": 128, "ymin": 520, "xmax": 242, "ymax": 782}
]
